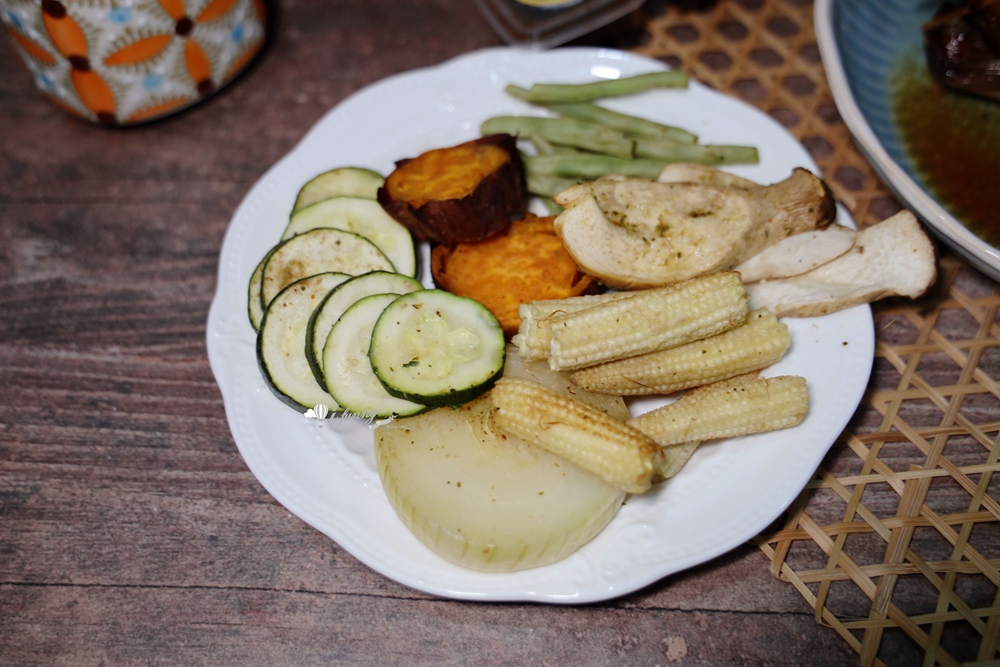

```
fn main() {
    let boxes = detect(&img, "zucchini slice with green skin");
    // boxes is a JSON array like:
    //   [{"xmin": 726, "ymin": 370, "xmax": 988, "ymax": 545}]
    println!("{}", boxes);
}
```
[
  {"xmin": 370, "ymin": 290, "xmax": 506, "ymax": 407},
  {"xmin": 322, "ymin": 293, "xmax": 426, "ymax": 419},
  {"xmin": 260, "ymin": 228, "xmax": 394, "ymax": 310},
  {"xmin": 292, "ymin": 167, "xmax": 384, "ymax": 212},
  {"xmin": 282, "ymin": 196, "xmax": 417, "ymax": 278},
  {"xmin": 257, "ymin": 272, "xmax": 351, "ymax": 413},
  {"xmin": 247, "ymin": 248, "xmax": 275, "ymax": 331},
  {"xmin": 306, "ymin": 271, "xmax": 423, "ymax": 387}
]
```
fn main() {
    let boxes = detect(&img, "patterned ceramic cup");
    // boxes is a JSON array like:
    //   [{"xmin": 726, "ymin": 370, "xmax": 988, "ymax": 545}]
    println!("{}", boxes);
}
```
[{"xmin": 1, "ymin": 0, "xmax": 266, "ymax": 125}]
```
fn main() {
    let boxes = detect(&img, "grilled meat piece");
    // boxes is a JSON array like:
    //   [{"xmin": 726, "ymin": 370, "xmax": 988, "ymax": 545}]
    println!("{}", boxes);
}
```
[{"xmin": 924, "ymin": 0, "xmax": 1000, "ymax": 102}]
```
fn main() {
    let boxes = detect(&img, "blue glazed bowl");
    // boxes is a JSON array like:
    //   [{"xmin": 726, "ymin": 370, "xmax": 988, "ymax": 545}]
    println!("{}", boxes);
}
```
[{"xmin": 815, "ymin": 0, "xmax": 1000, "ymax": 281}]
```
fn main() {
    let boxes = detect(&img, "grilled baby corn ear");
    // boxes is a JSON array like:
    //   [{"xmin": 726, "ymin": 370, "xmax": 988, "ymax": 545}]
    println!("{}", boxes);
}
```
[
  {"xmin": 655, "ymin": 440, "xmax": 701, "ymax": 481},
  {"xmin": 513, "ymin": 291, "xmax": 634, "ymax": 361},
  {"xmin": 628, "ymin": 374, "xmax": 809, "ymax": 447},
  {"xmin": 490, "ymin": 377, "xmax": 663, "ymax": 494},
  {"xmin": 570, "ymin": 309, "xmax": 790, "ymax": 395},
  {"xmin": 546, "ymin": 271, "xmax": 748, "ymax": 371}
]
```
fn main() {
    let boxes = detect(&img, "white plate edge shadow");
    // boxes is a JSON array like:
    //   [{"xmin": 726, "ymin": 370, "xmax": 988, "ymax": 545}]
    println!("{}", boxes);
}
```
[
  {"xmin": 206, "ymin": 46, "xmax": 875, "ymax": 603},
  {"xmin": 814, "ymin": 0, "xmax": 1000, "ymax": 282}
]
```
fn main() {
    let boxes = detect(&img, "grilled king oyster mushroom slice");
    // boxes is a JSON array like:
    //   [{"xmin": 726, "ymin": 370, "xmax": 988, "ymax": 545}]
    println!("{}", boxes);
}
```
[
  {"xmin": 656, "ymin": 164, "xmax": 854, "ymax": 283},
  {"xmin": 734, "ymin": 224, "xmax": 857, "ymax": 283},
  {"xmin": 656, "ymin": 162, "xmax": 759, "ymax": 188},
  {"xmin": 745, "ymin": 210, "xmax": 936, "ymax": 318},
  {"xmin": 552, "ymin": 168, "xmax": 835, "ymax": 289}
]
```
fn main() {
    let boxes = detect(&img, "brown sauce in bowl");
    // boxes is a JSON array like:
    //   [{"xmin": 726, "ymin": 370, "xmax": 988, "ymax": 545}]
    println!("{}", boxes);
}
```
[{"xmin": 892, "ymin": 59, "xmax": 1000, "ymax": 246}]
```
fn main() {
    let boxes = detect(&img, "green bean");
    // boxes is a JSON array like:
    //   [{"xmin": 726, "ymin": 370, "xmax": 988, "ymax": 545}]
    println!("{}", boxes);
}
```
[
  {"xmin": 482, "ymin": 116, "xmax": 634, "ymax": 159},
  {"xmin": 528, "ymin": 132, "xmax": 557, "ymax": 156},
  {"xmin": 528, "ymin": 133, "xmax": 586, "ymax": 155},
  {"xmin": 539, "ymin": 199, "xmax": 565, "ymax": 216},
  {"xmin": 527, "ymin": 133, "xmax": 583, "ymax": 157},
  {"xmin": 540, "ymin": 102, "xmax": 698, "ymax": 144},
  {"xmin": 504, "ymin": 71, "xmax": 689, "ymax": 103},
  {"xmin": 525, "ymin": 172, "xmax": 581, "ymax": 198},
  {"xmin": 523, "ymin": 155, "xmax": 668, "ymax": 181},
  {"xmin": 633, "ymin": 139, "xmax": 760, "ymax": 165}
]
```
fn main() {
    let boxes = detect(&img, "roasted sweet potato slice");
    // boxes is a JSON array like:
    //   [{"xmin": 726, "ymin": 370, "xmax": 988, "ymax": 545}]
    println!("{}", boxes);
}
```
[
  {"xmin": 378, "ymin": 134, "xmax": 525, "ymax": 244},
  {"xmin": 431, "ymin": 213, "xmax": 595, "ymax": 336}
]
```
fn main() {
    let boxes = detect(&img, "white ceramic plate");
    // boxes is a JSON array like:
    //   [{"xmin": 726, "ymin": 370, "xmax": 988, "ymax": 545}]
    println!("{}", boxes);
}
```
[
  {"xmin": 815, "ymin": 0, "xmax": 1000, "ymax": 282},
  {"xmin": 206, "ymin": 46, "xmax": 874, "ymax": 603}
]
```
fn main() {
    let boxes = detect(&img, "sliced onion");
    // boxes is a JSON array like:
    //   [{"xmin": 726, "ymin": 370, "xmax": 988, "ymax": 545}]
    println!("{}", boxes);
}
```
[{"xmin": 373, "ymin": 347, "xmax": 627, "ymax": 572}]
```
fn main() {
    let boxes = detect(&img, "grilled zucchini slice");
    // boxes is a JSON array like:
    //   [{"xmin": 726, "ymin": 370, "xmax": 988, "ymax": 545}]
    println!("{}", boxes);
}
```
[
  {"xmin": 370, "ymin": 290, "xmax": 506, "ymax": 407},
  {"xmin": 292, "ymin": 167, "xmax": 384, "ymax": 212},
  {"xmin": 306, "ymin": 271, "xmax": 423, "ymax": 386},
  {"xmin": 259, "ymin": 228, "xmax": 394, "ymax": 310},
  {"xmin": 322, "ymin": 293, "xmax": 425, "ymax": 419},
  {"xmin": 282, "ymin": 196, "xmax": 417, "ymax": 278},
  {"xmin": 256, "ymin": 272, "xmax": 351, "ymax": 413}
]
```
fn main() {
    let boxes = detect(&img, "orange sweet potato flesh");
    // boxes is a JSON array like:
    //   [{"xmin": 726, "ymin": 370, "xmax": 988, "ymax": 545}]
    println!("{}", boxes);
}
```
[
  {"xmin": 432, "ymin": 213, "xmax": 595, "ymax": 337},
  {"xmin": 378, "ymin": 134, "xmax": 525, "ymax": 244}
]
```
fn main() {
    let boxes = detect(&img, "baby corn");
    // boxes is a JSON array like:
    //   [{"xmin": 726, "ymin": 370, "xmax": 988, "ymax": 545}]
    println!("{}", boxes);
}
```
[
  {"xmin": 655, "ymin": 440, "xmax": 701, "ymax": 480},
  {"xmin": 570, "ymin": 309, "xmax": 790, "ymax": 395},
  {"xmin": 513, "ymin": 291, "xmax": 634, "ymax": 361},
  {"xmin": 628, "ymin": 374, "xmax": 809, "ymax": 447},
  {"xmin": 490, "ymin": 377, "xmax": 663, "ymax": 494},
  {"xmin": 547, "ymin": 271, "xmax": 748, "ymax": 371}
]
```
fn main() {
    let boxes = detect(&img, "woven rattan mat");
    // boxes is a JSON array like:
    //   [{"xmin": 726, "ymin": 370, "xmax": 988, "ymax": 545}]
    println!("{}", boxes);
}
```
[{"xmin": 630, "ymin": 1, "xmax": 1000, "ymax": 665}]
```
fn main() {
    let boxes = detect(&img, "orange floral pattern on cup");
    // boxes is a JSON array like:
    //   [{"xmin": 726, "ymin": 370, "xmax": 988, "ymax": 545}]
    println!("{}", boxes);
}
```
[{"xmin": 1, "ymin": 0, "xmax": 266, "ymax": 125}]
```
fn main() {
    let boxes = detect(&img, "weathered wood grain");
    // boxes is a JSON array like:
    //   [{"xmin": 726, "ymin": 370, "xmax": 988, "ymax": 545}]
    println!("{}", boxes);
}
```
[{"xmin": 2, "ymin": 584, "xmax": 862, "ymax": 667}]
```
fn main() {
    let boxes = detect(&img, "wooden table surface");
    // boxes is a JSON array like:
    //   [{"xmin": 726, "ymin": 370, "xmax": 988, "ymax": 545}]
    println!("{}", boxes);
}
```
[{"xmin": 1, "ymin": 1, "xmax": 996, "ymax": 665}]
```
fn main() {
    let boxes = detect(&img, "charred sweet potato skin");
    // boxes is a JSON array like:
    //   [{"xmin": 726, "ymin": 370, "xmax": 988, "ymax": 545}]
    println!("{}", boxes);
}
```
[
  {"xmin": 377, "ymin": 134, "xmax": 526, "ymax": 244},
  {"xmin": 432, "ymin": 213, "xmax": 595, "ymax": 336}
]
